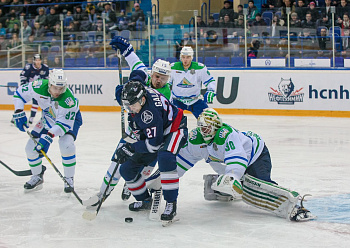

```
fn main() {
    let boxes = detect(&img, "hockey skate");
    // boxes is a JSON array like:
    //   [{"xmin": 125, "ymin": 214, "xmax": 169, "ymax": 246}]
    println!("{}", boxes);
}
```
[
  {"xmin": 129, "ymin": 196, "xmax": 152, "ymax": 211},
  {"xmin": 290, "ymin": 194, "xmax": 317, "ymax": 222},
  {"xmin": 24, "ymin": 173, "xmax": 44, "ymax": 192},
  {"xmin": 161, "ymin": 201, "xmax": 179, "ymax": 227},
  {"xmin": 64, "ymin": 177, "xmax": 74, "ymax": 193},
  {"xmin": 28, "ymin": 117, "xmax": 34, "ymax": 125},
  {"xmin": 121, "ymin": 183, "xmax": 131, "ymax": 201}
]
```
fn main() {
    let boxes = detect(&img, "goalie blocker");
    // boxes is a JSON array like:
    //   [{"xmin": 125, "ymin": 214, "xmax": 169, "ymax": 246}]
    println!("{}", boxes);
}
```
[{"xmin": 203, "ymin": 174, "xmax": 316, "ymax": 222}]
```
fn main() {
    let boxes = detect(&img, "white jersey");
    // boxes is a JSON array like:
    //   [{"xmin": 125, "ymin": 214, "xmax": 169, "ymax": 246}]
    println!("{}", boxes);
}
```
[
  {"xmin": 13, "ymin": 79, "xmax": 79, "ymax": 138},
  {"xmin": 169, "ymin": 61, "xmax": 216, "ymax": 105},
  {"xmin": 177, "ymin": 124, "xmax": 265, "ymax": 179}
]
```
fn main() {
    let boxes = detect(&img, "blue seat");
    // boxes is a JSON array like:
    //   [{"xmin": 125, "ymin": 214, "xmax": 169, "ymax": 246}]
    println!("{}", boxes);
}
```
[
  {"xmin": 166, "ymin": 57, "xmax": 177, "ymax": 63},
  {"xmin": 108, "ymin": 57, "xmax": 118, "ymax": 67},
  {"xmin": 217, "ymin": 57, "xmax": 230, "ymax": 67},
  {"xmin": 212, "ymin": 13, "xmax": 219, "ymax": 21},
  {"xmin": 262, "ymin": 11, "xmax": 273, "ymax": 21},
  {"xmin": 263, "ymin": 17, "xmax": 271, "ymax": 26},
  {"xmin": 75, "ymin": 57, "xmax": 87, "ymax": 67},
  {"xmin": 64, "ymin": 58, "xmax": 75, "ymax": 67},
  {"xmin": 120, "ymin": 30, "xmax": 130, "ymax": 40},
  {"xmin": 87, "ymin": 31, "xmax": 96, "ymax": 43},
  {"xmin": 204, "ymin": 57, "xmax": 217, "ymax": 67},
  {"xmin": 231, "ymin": 57, "xmax": 244, "ymax": 67},
  {"xmin": 87, "ymin": 57, "xmax": 99, "ymax": 67},
  {"xmin": 194, "ymin": 57, "xmax": 203, "ymax": 63},
  {"xmin": 50, "ymin": 46, "xmax": 60, "ymax": 54}
]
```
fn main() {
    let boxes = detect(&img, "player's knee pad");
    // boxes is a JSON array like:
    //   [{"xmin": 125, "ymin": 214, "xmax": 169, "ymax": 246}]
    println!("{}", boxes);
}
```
[
  {"xmin": 58, "ymin": 134, "xmax": 75, "ymax": 155},
  {"xmin": 211, "ymin": 174, "xmax": 243, "ymax": 200}
]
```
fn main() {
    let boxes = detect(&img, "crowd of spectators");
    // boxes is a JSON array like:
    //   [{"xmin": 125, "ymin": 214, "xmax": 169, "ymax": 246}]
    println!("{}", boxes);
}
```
[
  {"xmin": 180, "ymin": 0, "xmax": 350, "ymax": 59},
  {"xmin": 0, "ymin": 0, "xmax": 147, "ymax": 67}
]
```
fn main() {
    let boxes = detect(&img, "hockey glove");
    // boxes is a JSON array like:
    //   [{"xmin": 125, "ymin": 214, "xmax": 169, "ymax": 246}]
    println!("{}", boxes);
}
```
[
  {"xmin": 13, "ymin": 109, "xmax": 29, "ymax": 132},
  {"xmin": 115, "ymin": 143, "xmax": 135, "ymax": 164},
  {"xmin": 204, "ymin": 91, "xmax": 215, "ymax": 104},
  {"xmin": 35, "ymin": 133, "xmax": 54, "ymax": 156},
  {"xmin": 115, "ymin": 85, "xmax": 123, "ymax": 105},
  {"xmin": 109, "ymin": 36, "xmax": 134, "ymax": 57}
]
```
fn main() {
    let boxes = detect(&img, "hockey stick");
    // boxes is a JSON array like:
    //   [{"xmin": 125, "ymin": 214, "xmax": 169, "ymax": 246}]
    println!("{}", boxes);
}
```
[
  {"xmin": 82, "ymin": 162, "xmax": 120, "ymax": 221},
  {"xmin": 116, "ymin": 49, "xmax": 128, "ymax": 140},
  {"xmin": 26, "ymin": 130, "xmax": 83, "ymax": 205},
  {"xmin": 0, "ymin": 160, "xmax": 46, "ymax": 177}
]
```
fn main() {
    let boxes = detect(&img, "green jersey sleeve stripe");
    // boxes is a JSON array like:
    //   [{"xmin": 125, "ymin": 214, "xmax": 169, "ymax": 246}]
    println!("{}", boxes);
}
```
[{"xmin": 226, "ymin": 161, "xmax": 247, "ymax": 169}]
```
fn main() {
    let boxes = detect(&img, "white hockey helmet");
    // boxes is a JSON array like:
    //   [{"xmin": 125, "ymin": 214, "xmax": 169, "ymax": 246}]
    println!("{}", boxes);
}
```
[
  {"xmin": 197, "ymin": 108, "xmax": 223, "ymax": 143},
  {"xmin": 49, "ymin": 69, "xmax": 67, "ymax": 93},
  {"xmin": 152, "ymin": 59, "xmax": 171, "ymax": 76},
  {"xmin": 180, "ymin": 46, "xmax": 194, "ymax": 58}
]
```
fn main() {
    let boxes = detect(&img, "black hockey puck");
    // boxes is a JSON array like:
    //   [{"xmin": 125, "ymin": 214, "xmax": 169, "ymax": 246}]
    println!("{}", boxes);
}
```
[{"xmin": 125, "ymin": 217, "xmax": 133, "ymax": 223}]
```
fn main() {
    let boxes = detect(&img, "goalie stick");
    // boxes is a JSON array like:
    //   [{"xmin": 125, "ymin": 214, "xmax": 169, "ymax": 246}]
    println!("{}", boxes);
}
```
[
  {"xmin": 26, "ymin": 130, "xmax": 83, "ymax": 205},
  {"xmin": 82, "ymin": 162, "xmax": 120, "ymax": 221},
  {"xmin": 0, "ymin": 160, "xmax": 46, "ymax": 177}
]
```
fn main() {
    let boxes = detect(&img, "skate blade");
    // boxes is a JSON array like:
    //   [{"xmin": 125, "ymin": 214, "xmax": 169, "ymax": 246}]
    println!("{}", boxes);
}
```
[
  {"xmin": 24, "ymin": 184, "xmax": 43, "ymax": 193},
  {"xmin": 296, "ymin": 215, "xmax": 317, "ymax": 222},
  {"xmin": 162, "ymin": 217, "xmax": 179, "ymax": 227},
  {"xmin": 82, "ymin": 195, "xmax": 100, "ymax": 207},
  {"xmin": 82, "ymin": 210, "xmax": 97, "ymax": 221}
]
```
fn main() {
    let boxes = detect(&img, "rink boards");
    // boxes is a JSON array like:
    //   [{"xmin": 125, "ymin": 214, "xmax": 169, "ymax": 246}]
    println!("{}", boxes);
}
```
[{"xmin": 0, "ymin": 69, "xmax": 349, "ymax": 117}]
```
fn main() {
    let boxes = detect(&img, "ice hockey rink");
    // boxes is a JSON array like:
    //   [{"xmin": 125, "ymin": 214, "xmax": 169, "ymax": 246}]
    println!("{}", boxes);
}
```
[{"xmin": 1, "ymin": 110, "xmax": 349, "ymax": 248}]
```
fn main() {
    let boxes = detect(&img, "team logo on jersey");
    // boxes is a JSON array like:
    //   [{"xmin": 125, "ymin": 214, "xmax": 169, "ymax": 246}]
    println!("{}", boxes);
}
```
[
  {"xmin": 32, "ymin": 80, "xmax": 42, "ymax": 88},
  {"xmin": 268, "ymin": 78, "xmax": 304, "ymax": 105},
  {"xmin": 219, "ymin": 129, "xmax": 229, "ymax": 139},
  {"xmin": 40, "ymin": 71, "xmax": 46, "ymax": 75},
  {"xmin": 25, "ymin": 64, "xmax": 30, "ymax": 70},
  {"xmin": 176, "ymin": 78, "xmax": 194, "ymax": 88},
  {"xmin": 65, "ymin": 97, "xmax": 75, "ymax": 107},
  {"xmin": 45, "ymin": 107, "xmax": 56, "ymax": 119},
  {"xmin": 141, "ymin": 110, "xmax": 153, "ymax": 124}
]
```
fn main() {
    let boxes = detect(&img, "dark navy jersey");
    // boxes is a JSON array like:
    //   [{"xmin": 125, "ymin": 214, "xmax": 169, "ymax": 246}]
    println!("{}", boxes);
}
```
[
  {"xmin": 128, "ymin": 87, "xmax": 184, "ymax": 153},
  {"xmin": 20, "ymin": 63, "xmax": 49, "ymax": 85}
]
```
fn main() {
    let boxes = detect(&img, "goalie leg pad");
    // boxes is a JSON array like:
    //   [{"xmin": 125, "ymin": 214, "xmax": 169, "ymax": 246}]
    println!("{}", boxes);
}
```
[
  {"xmin": 203, "ymin": 174, "xmax": 233, "ymax": 201},
  {"xmin": 242, "ymin": 174, "xmax": 300, "ymax": 219}
]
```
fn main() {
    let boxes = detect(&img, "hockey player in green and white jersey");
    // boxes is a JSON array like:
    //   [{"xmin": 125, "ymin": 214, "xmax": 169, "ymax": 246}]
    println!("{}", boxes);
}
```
[
  {"xmin": 176, "ymin": 108, "xmax": 316, "ymax": 222},
  {"xmin": 170, "ymin": 46, "xmax": 216, "ymax": 118},
  {"xmin": 12, "ymin": 69, "xmax": 83, "ymax": 193}
]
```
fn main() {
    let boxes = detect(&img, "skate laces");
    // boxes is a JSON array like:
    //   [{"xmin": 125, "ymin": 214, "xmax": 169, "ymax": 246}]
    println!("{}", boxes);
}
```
[
  {"xmin": 64, "ymin": 177, "xmax": 74, "ymax": 187},
  {"xmin": 27, "ymin": 175, "xmax": 42, "ymax": 185},
  {"xmin": 163, "ymin": 202, "xmax": 174, "ymax": 214}
]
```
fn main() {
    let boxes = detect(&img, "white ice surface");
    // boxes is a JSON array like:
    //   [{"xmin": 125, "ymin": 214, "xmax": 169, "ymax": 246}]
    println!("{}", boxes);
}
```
[{"xmin": 1, "ymin": 110, "xmax": 350, "ymax": 248}]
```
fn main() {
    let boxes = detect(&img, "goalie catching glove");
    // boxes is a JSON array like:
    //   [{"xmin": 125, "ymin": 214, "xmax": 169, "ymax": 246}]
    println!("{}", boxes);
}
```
[
  {"xmin": 35, "ymin": 133, "xmax": 54, "ymax": 156},
  {"xmin": 211, "ymin": 174, "xmax": 243, "ymax": 200},
  {"xmin": 110, "ymin": 36, "xmax": 134, "ymax": 57},
  {"xmin": 13, "ymin": 109, "xmax": 29, "ymax": 132},
  {"xmin": 115, "ymin": 143, "xmax": 135, "ymax": 164}
]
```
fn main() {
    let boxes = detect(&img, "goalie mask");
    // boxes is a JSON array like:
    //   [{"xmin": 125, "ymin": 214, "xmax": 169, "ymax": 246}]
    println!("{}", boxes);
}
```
[
  {"xmin": 48, "ymin": 69, "xmax": 67, "ymax": 98},
  {"xmin": 197, "ymin": 108, "xmax": 223, "ymax": 143},
  {"xmin": 122, "ymin": 80, "xmax": 147, "ymax": 114}
]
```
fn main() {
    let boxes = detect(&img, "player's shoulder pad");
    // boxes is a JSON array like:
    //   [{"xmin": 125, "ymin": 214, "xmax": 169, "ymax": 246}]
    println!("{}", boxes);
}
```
[
  {"xmin": 171, "ymin": 61, "xmax": 183, "ymax": 70},
  {"xmin": 31, "ymin": 79, "xmax": 51, "ymax": 96},
  {"xmin": 188, "ymin": 128, "xmax": 206, "ymax": 145},
  {"xmin": 43, "ymin": 64, "xmax": 49, "ymax": 69},
  {"xmin": 57, "ymin": 89, "xmax": 77, "ymax": 109},
  {"xmin": 190, "ymin": 61, "xmax": 205, "ymax": 70},
  {"xmin": 213, "ymin": 123, "xmax": 234, "ymax": 145}
]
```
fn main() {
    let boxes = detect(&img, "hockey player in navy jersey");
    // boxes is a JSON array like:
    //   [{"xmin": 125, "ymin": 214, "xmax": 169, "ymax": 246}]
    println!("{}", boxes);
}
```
[
  {"xmin": 19, "ymin": 54, "xmax": 49, "ymax": 124},
  {"xmin": 114, "ymin": 80, "xmax": 187, "ymax": 224}
]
